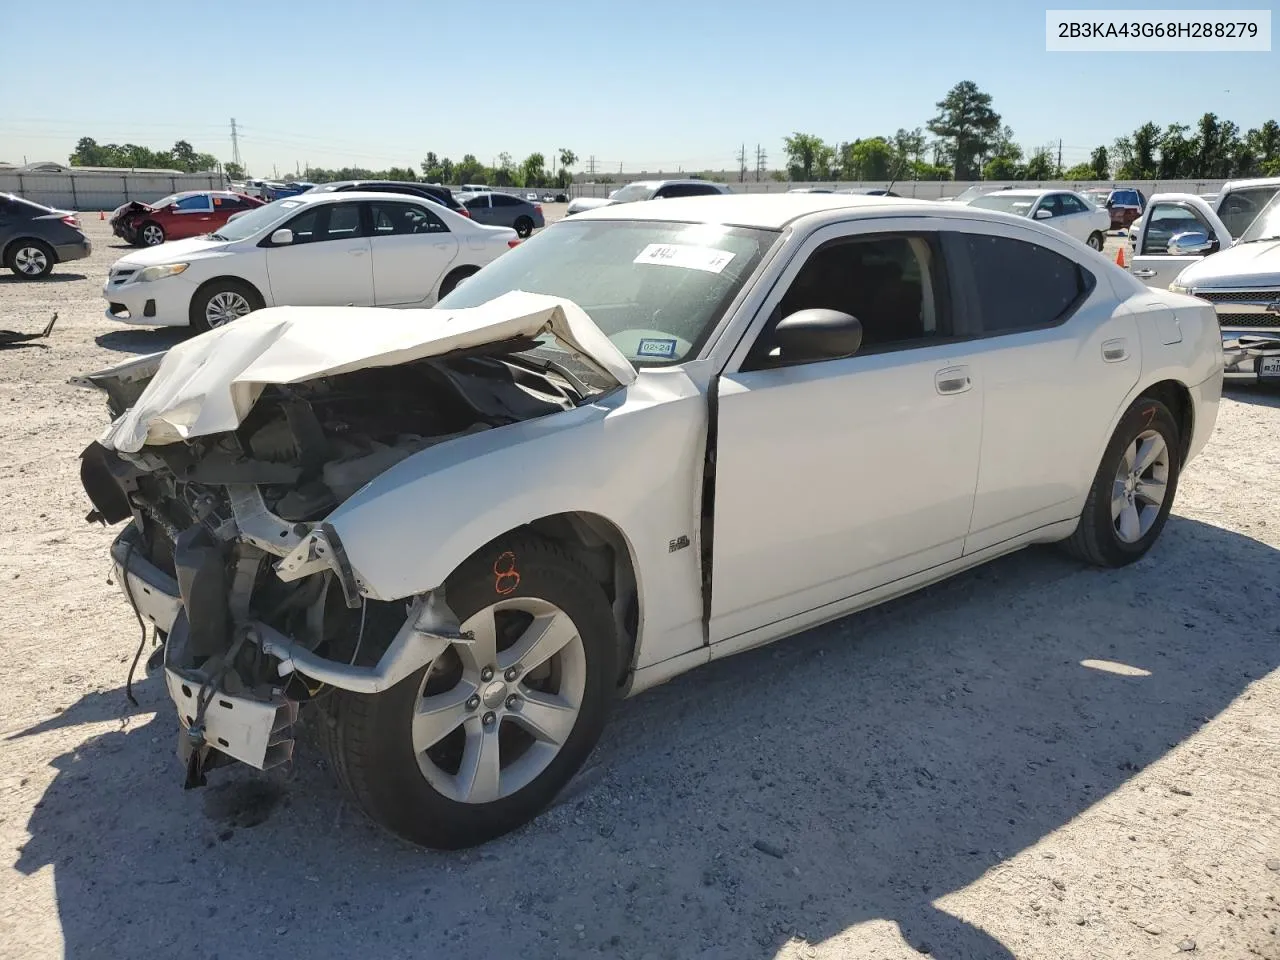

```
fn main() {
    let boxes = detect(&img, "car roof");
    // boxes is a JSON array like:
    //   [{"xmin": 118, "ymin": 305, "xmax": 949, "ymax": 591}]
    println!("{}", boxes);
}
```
[
  {"xmin": 974, "ymin": 189, "xmax": 1055, "ymax": 198},
  {"xmin": 1219, "ymin": 175, "xmax": 1280, "ymax": 191},
  {"xmin": 274, "ymin": 190, "xmax": 446, "ymax": 205},
  {"xmin": 571, "ymin": 192, "xmax": 1082, "ymax": 232}
]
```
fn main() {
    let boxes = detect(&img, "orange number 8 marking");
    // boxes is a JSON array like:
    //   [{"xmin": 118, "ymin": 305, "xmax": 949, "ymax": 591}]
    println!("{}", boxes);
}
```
[{"xmin": 493, "ymin": 551, "xmax": 520, "ymax": 595}]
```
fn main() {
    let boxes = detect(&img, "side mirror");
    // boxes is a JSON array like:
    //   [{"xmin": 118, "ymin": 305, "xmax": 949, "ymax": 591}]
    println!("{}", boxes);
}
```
[
  {"xmin": 1033, "ymin": 208, "xmax": 1053, "ymax": 219},
  {"xmin": 269, "ymin": 228, "xmax": 294, "ymax": 246},
  {"xmin": 1167, "ymin": 230, "xmax": 1213, "ymax": 256},
  {"xmin": 772, "ymin": 309, "xmax": 863, "ymax": 363}
]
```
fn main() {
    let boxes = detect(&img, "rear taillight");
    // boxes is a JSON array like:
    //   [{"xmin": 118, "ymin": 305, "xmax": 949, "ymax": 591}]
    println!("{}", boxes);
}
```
[
  {"xmin": 507, "ymin": 239, "xmax": 522, "ymax": 248},
  {"xmin": 534, "ymin": 204, "xmax": 542, "ymax": 214},
  {"xmin": 459, "ymin": 208, "xmax": 471, "ymax": 218},
  {"xmin": 62, "ymin": 215, "xmax": 80, "ymax": 228}
]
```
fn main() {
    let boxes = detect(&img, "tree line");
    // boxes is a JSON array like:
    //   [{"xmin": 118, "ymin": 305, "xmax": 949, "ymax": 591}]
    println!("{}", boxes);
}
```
[
  {"xmin": 783, "ymin": 81, "xmax": 1280, "ymax": 182},
  {"xmin": 69, "ymin": 137, "xmax": 220, "ymax": 174}
]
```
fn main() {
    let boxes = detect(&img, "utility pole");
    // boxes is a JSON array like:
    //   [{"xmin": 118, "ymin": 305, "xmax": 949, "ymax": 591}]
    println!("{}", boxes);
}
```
[
  {"xmin": 586, "ymin": 155, "xmax": 597, "ymax": 177},
  {"xmin": 1056, "ymin": 139, "xmax": 1063, "ymax": 176},
  {"xmin": 737, "ymin": 144, "xmax": 747, "ymax": 182},
  {"xmin": 229, "ymin": 118, "xmax": 243, "ymax": 173},
  {"xmin": 755, "ymin": 144, "xmax": 767, "ymax": 182}
]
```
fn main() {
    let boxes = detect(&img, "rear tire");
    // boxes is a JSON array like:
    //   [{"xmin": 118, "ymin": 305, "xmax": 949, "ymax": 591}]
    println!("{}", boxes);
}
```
[
  {"xmin": 189, "ymin": 278, "xmax": 263, "ymax": 333},
  {"xmin": 1086, "ymin": 231, "xmax": 1104, "ymax": 251},
  {"xmin": 513, "ymin": 216, "xmax": 534, "ymax": 239},
  {"xmin": 318, "ymin": 534, "xmax": 618, "ymax": 849},
  {"xmin": 1064, "ymin": 398, "xmax": 1180, "ymax": 567},
  {"xmin": 6, "ymin": 240, "xmax": 55, "ymax": 279}
]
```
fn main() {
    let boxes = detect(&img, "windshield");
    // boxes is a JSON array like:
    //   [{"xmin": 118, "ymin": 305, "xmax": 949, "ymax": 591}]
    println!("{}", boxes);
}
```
[
  {"xmin": 968, "ymin": 194, "xmax": 1036, "ymax": 216},
  {"xmin": 1238, "ymin": 191, "xmax": 1280, "ymax": 243},
  {"xmin": 210, "ymin": 198, "xmax": 304, "ymax": 241},
  {"xmin": 436, "ymin": 220, "xmax": 778, "ymax": 367},
  {"xmin": 609, "ymin": 183, "xmax": 656, "ymax": 203},
  {"xmin": 149, "ymin": 194, "xmax": 180, "ymax": 208}
]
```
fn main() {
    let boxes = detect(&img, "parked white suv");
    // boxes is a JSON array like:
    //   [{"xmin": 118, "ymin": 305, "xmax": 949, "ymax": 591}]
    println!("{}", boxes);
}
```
[
  {"xmin": 103, "ymin": 192, "xmax": 518, "ymax": 331},
  {"xmin": 565, "ymin": 179, "xmax": 733, "ymax": 216}
]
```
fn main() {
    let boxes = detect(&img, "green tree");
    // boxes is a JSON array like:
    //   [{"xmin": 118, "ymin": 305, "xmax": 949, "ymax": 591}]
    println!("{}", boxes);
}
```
[
  {"xmin": 438, "ymin": 157, "xmax": 455, "ymax": 184},
  {"xmin": 840, "ymin": 137, "xmax": 894, "ymax": 180},
  {"xmin": 455, "ymin": 154, "xmax": 485, "ymax": 184},
  {"xmin": 1023, "ymin": 148, "xmax": 1057, "ymax": 180},
  {"xmin": 491, "ymin": 152, "xmax": 516, "ymax": 187},
  {"xmin": 927, "ymin": 81, "xmax": 1003, "ymax": 180},
  {"xmin": 1089, "ymin": 145, "xmax": 1110, "ymax": 179},
  {"xmin": 224, "ymin": 161, "xmax": 245, "ymax": 180},
  {"xmin": 521, "ymin": 152, "xmax": 546, "ymax": 188},
  {"xmin": 1115, "ymin": 123, "xmax": 1160, "ymax": 178},
  {"xmin": 891, "ymin": 127, "xmax": 926, "ymax": 171},
  {"xmin": 421, "ymin": 152, "xmax": 441, "ymax": 181},
  {"xmin": 1063, "ymin": 161, "xmax": 1096, "ymax": 180},
  {"xmin": 983, "ymin": 156, "xmax": 1021, "ymax": 180},
  {"xmin": 783, "ymin": 132, "xmax": 833, "ymax": 180},
  {"xmin": 1157, "ymin": 124, "xmax": 1195, "ymax": 178}
]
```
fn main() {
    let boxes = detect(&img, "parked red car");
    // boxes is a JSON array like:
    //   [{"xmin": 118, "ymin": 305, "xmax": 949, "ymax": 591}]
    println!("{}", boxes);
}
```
[{"xmin": 109, "ymin": 191, "xmax": 265, "ymax": 247}]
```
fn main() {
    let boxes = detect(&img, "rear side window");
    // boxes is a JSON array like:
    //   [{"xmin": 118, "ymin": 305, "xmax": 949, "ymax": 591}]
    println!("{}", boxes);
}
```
[
  {"xmin": 1060, "ymin": 194, "xmax": 1090, "ymax": 214},
  {"xmin": 656, "ymin": 183, "xmax": 722, "ymax": 199},
  {"xmin": 492, "ymin": 194, "xmax": 520, "ymax": 207},
  {"xmin": 369, "ymin": 200, "xmax": 448, "ymax": 235},
  {"xmin": 960, "ymin": 233, "xmax": 1095, "ymax": 333}
]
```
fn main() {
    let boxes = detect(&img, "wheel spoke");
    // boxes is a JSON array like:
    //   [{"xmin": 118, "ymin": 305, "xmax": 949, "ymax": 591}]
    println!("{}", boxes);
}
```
[
  {"xmin": 460, "ymin": 606, "xmax": 498, "ymax": 671},
  {"xmin": 1133, "ymin": 434, "xmax": 1165, "ymax": 475},
  {"xmin": 1119, "ymin": 440, "xmax": 1138, "ymax": 476},
  {"xmin": 1111, "ymin": 481, "xmax": 1128, "ymax": 519},
  {"xmin": 455, "ymin": 721, "xmax": 502, "ymax": 803},
  {"xmin": 511, "ymin": 689, "xmax": 578, "ymax": 746},
  {"xmin": 1136, "ymin": 478, "xmax": 1167, "ymax": 506},
  {"xmin": 1118, "ymin": 501, "xmax": 1141, "ymax": 542},
  {"xmin": 502, "ymin": 611, "xmax": 577, "ymax": 673},
  {"xmin": 412, "ymin": 682, "xmax": 477, "ymax": 750}
]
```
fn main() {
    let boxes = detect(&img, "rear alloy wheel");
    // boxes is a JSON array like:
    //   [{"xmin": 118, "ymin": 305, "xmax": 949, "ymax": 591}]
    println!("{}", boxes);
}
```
[
  {"xmin": 318, "ymin": 535, "xmax": 618, "ymax": 849},
  {"xmin": 190, "ymin": 279, "xmax": 262, "ymax": 333},
  {"xmin": 8, "ymin": 241, "xmax": 54, "ymax": 279},
  {"xmin": 1086, "ymin": 231, "xmax": 1104, "ymax": 251},
  {"xmin": 513, "ymin": 216, "xmax": 534, "ymax": 239},
  {"xmin": 1065, "ymin": 398, "xmax": 1180, "ymax": 567},
  {"xmin": 140, "ymin": 222, "xmax": 166, "ymax": 246}
]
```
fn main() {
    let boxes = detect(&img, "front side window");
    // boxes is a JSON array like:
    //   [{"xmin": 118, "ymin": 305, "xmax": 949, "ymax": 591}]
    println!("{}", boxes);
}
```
[
  {"xmin": 1218, "ymin": 187, "xmax": 1280, "ymax": 238},
  {"xmin": 1237, "ymin": 191, "xmax": 1280, "ymax": 244},
  {"xmin": 436, "ymin": 219, "xmax": 776, "ymax": 367},
  {"xmin": 279, "ymin": 203, "xmax": 364, "ymax": 245},
  {"xmin": 1060, "ymin": 194, "xmax": 1090, "ymax": 214},
  {"xmin": 960, "ymin": 233, "xmax": 1094, "ymax": 333},
  {"xmin": 969, "ymin": 194, "xmax": 1037, "ymax": 217},
  {"xmin": 369, "ymin": 201, "xmax": 447, "ymax": 235},
  {"xmin": 173, "ymin": 194, "xmax": 214, "ymax": 213},
  {"xmin": 1141, "ymin": 203, "xmax": 1213, "ymax": 254}
]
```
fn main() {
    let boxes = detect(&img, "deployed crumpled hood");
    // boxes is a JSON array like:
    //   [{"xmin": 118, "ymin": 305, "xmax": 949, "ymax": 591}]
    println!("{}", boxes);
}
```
[{"xmin": 96, "ymin": 291, "xmax": 636, "ymax": 453}]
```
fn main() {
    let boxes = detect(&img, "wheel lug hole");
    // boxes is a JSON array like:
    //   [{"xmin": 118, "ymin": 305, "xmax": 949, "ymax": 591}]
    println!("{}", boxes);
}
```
[
  {"xmin": 480, "ymin": 667, "xmax": 494, "ymax": 682},
  {"xmin": 465, "ymin": 695, "xmax": 480, "ymax": 711},
  {"xmin": 505, "ymin": 694, "xmax": 519, "ymax": 709},
  {"xmin": 482, "ymin": 711, "xmax": 496, "ymax": 727}
]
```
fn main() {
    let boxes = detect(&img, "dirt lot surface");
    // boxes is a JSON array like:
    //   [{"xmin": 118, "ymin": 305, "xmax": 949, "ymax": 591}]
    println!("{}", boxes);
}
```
[{"xmin": 1, "ymin": 217, "xmax": 1278, "ymax": 960}]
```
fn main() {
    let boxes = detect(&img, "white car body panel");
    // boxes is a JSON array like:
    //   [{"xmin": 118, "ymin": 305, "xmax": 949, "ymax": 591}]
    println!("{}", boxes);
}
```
[
  {"xmin": 102, "ymin": 192, "xmax": 515, "ymax": 327},
  {"xmin": 94, "ymin": 195, "xmax": 1224, "ymax": 706},
  {"xmin": 966, "ymin": 189, "xmax": 1110, "ymax": 245}
]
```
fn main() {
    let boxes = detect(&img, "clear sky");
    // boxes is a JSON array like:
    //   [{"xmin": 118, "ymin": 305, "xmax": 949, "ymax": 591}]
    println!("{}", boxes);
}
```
[{"xmin": 2, "ymin": 0, "xmax": 1276, "ymax": 176}]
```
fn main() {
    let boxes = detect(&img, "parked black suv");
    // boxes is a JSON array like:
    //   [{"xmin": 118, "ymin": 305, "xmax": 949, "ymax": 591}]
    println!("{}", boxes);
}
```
[{"xmin": 307, "ymin": 181, "xmax": 470, "ymax": 217}]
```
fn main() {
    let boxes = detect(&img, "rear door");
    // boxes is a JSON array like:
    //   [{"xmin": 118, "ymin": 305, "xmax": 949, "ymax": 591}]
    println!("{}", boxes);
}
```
[
  {"xmin": 367, "ymin": 199, "xmax": 458, "ymax": 305},
  {"xmin": 948, "ymin": 226, "xmax": 1140, "ymax": 552},
  {"xmin": 166, "ymin": 193, "xmax": 216, "ymax": 239},
  {"xmin": 1131, "ymin": 199, "xmax": 1228, "ymax": 289},
  {"xmin": 464, "ymin": 193, "xmax": 494, "ymax": 225},
  {"xmin": 264, "ymin": 201, "xmax": 374, "ymax": 306}
]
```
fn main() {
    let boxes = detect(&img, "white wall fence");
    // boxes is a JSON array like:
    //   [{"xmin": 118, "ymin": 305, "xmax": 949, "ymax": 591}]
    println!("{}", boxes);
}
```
[
  {"xmin": 2, "ymin": 171, "xmax": 229, "ymax": 211},
  {"xmin": 566, "ymin": 179, "xmax": 1233, "ymax": 199}
]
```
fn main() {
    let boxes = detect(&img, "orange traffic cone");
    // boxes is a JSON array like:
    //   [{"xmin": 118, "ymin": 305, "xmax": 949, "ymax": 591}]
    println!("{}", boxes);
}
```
[
  {"xmin": 1114, "ymin": 244, "xmax": 1126, "ymax": 269},
  {"xmin": 99, "ymin": 210, "xmax": 105, "ymax": 221}
]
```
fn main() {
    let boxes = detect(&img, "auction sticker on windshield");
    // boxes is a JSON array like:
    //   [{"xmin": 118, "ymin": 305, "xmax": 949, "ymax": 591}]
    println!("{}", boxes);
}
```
[{"xmin": 633, "ymin": 243, "xmax": 736, "ymax": 274}]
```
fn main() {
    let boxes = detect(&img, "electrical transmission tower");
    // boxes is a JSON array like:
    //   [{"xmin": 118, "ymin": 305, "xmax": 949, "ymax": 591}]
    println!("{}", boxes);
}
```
[
  {"xmin": 229, "ymin": 118, "xmax": 243, "ymax": 172},
  {"xmin": 755, "ymin": 144, "xmax": 767, "ymax": 181},
  {"xmin": 737, "ymin": 144, "xmax": 747, "ymax": 182}
]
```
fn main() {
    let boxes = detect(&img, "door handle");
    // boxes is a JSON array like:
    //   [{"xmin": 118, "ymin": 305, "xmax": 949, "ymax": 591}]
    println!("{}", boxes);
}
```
[
  {"xmin": 935, "ymin": 365, "xmax": 972, "ymax": 395},
  {"xmin": 1102, "ymin": 338, "xmax": 1129, "ymax": 362},
  {"xmin": 1131, "ymin": 268, "xmax": 1156, "ymax": 278},
  {"xmin": 348, "ymin": 248, "xmax": 366, "ymax": 257}
]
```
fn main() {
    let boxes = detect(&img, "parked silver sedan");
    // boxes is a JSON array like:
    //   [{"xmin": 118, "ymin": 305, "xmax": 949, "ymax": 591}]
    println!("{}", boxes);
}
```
[{"xmin": 461, "ymin": 192, "xmax": 545, "ymax": 238}]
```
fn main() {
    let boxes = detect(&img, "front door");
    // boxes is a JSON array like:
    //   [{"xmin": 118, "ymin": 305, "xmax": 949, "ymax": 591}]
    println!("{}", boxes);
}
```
[
  {"xmin": 1131, "ymin": 199, "xmax": 1229, "ymax": 289},
  {"xmin": 264, "ymin": 200, "xmax": 374, "ymax": 306},
  {"xmin": 709, "ymin": 222, "xmax": 983, "ymax": 645},
  {"xmin": 167, "ymin": 193, "xmax": 216, "ymax": 240}
]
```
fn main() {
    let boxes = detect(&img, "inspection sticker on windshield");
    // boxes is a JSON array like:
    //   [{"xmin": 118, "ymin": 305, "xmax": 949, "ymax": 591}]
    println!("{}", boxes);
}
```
[
  {"xmin": 636, "ymin": 338, "xmax": 678, "ymax": 358},
  {"xmin": 633, "ymin": 243, "xmax": 735, "ymax": 274}
]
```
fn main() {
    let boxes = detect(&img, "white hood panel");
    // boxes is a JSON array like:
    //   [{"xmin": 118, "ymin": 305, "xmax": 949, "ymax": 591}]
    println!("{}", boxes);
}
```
[{"xmin": 99, "ymin": 291, "xmax": 637, "ymax": 453}]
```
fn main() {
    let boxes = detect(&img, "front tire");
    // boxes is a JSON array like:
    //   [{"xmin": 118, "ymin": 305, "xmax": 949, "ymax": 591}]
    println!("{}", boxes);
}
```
[
  {"xmin": 1086, "ymin": 231, "xmax": 1104, "ymax": 251},
  {"xmin": 6, "ymin": 240, "xmax": 55, "ymax": 279},
  {"xmin": 189, "ymin": 278, "xmax": 262, "ymax": 333},
  {"xmin": 319, "ymin": 535, "xmax": 618, "ymax": 849},
  {"xmin": 513, "ymin": 216, "xmax": 534, "ymax": 238},
  {"xmin": 1065, "ymin": 398, "xmax": 1180, "ymax": 567}
]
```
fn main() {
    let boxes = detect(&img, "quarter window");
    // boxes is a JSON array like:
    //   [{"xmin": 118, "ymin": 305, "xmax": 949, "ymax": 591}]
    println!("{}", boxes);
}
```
[{"xmin": 961, "ymin": 233, "xmax": 1094, "ymax": 333}]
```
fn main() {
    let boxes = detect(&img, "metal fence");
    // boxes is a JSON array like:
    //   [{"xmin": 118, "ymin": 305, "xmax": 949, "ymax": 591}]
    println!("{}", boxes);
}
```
[
  {"xmin": 1, "ymin": 170, "xmax": 229, "ymax": 211},
  {"xmin": 564, "ymin": 179, "xmax": 1236, "ymax": 199}
]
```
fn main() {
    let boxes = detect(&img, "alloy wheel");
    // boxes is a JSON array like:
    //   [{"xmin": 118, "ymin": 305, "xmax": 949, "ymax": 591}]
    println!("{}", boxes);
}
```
[
  {"xmin": 142, "ymin": 225, "xmax": 164, "ymax": 246},
  {"xmin": 1112, "ymin": 429, "xmax": 1169, "ymax": 543},
  {"xmin": 204, "ymin": 291, "xmax": 252, "ymax": 328},
  {"xmin": 412, "ymin": 597, "xmax": 586, "ymax": 804},
  {"xmin": 13, "ymin": 246, "xmax": 48, "ymax": 276}
]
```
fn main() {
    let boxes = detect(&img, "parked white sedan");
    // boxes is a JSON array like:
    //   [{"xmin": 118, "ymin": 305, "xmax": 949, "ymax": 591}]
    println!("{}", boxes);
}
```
[
  {"xmin": 102, "ymin": 192, "xmax": 519, "ymax": 332},
  {"xmin": 78, "ymin": 194, "xmax": 1222, "ymax": 849},
  {"xmin": 966, "ymin": 188, "xmax": 1112, "ymax": 250}
]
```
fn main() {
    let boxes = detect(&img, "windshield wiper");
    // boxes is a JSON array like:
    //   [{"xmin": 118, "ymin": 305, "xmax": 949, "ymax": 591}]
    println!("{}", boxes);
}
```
[
  {"xmin": 506, "ymin": 352, "xmax": 593, "ymax": 399},
  {"xmin": 208, "ymin": 232, "xmax": 227, "ymax": 241}
]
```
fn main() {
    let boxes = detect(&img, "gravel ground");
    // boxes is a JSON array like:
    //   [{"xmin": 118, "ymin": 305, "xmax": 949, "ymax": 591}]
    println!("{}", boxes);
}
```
[{"xmin": 1, "ymin": 217, "xmax": 1278, "ymax": 960}]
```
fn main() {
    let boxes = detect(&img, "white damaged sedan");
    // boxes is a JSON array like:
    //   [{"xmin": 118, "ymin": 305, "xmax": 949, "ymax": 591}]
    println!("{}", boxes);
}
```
[{"xmin": 76, "ymin": 194, "xmax": 1223, "ymax": 848}]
